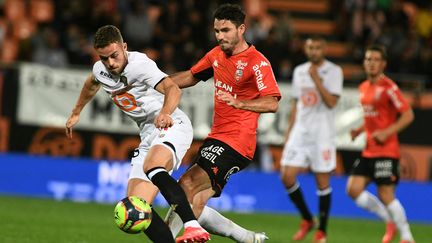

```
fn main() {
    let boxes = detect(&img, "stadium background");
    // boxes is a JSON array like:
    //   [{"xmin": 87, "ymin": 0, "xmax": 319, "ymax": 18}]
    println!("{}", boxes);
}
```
[{"xmin": 0, "ymin": 0, "xmax": 431, "ymax": 242}]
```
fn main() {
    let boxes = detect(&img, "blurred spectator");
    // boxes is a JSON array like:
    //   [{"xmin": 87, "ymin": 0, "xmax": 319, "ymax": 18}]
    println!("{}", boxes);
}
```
[
  {"xmin": 0, "ymin": 0, "xmax": 430, "ymax": 85},
  {"xmin": 64, "ymin": 24, "xmax": 93, "ymax": 66},
  {"xmin": 122, "ymin": 0, "xmax": 157, "ymax": 51},
  {"xmin": 32, "ymin": 26, "xmax": 68, "ymax": 67}
]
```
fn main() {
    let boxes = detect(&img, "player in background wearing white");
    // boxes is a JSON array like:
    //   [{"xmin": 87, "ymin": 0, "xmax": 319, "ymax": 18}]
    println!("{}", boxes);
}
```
[
  {"xmin": 280, "ymin": 37, "xmax": 343, "ymax": 243},
  {"xmin": 65, "ymin": 25, "xmax": 209, "ymax": 243},
  {"xmin": 165, "ymin": 4, "xmax": 280, "ymax": 243},
  {"xmin": 348, "ymin": 44, "xmax": 415, "ymax": 243}
]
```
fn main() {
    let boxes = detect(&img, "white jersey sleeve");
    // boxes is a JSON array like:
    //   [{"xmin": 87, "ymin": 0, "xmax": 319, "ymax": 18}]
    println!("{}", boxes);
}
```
[
  {"xmin": 324, "ymin": 64, "xmax": 343, "ymax": 96},
  {"xmin": 124, "ymin": 53, "xmax": 167, "ymax": 89}
]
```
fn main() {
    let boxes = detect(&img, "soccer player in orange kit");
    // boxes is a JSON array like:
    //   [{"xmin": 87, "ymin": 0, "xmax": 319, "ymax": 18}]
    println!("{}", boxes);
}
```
[{"xmin": 347, "ymin": 44, "xmax": 415, "ymax": 243}]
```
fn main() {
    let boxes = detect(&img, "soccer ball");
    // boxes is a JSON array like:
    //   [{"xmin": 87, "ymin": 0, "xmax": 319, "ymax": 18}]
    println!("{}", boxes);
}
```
[{"xmin": 114, "ymin": 196, "xmax": 152, "ymax": 234}]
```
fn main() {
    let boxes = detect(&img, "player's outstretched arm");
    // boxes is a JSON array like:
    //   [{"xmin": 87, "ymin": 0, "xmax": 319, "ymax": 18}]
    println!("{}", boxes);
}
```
[
  {"xmin": 169, "ymin": 70, "xmax": 200, "ymax": 89},
  {"xmin": 217, "ymin": 91, "xmax": 279, "ymax": 113},
  {"xmin": 153, "ymin": 77, "xmax": 181, "ymax": 128},
  {"xmin": 65, "ymin": 75, "xmax": 100, "ymax": 139}
]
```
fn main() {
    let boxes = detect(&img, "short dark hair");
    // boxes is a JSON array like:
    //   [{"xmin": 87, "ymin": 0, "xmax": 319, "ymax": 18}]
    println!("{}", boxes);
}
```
[
  {"xmin": 213, "ymin": 4, "xmax": 246, "ymax": 27},
  {"xmin": 365, "ymin": 44, "xmax": 387, "ymax": 60},
  {"xmin": 93, "ymin": 25, "xmax": 123, "ymax": 49},
  {"xmin": 306, "ymin": 35, "xmax": 326, "ymax": 43}
]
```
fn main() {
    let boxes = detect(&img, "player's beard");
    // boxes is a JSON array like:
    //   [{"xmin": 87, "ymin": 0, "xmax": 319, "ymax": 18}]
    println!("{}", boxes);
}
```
[{"xmin": 219, "ymin": 37, "xmax": 239, "ymax": 56}]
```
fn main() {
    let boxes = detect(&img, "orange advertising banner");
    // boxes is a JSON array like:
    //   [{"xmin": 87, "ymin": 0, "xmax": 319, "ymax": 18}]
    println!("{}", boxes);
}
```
[{"xmin": 400, "ymin": 145, "xmax": 432, "ymax": 181}]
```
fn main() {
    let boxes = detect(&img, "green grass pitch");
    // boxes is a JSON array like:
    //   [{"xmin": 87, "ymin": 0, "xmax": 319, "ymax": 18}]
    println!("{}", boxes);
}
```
[{"xmin": 0, "ymin": 195, "xmax": 430, "ymax": 243}]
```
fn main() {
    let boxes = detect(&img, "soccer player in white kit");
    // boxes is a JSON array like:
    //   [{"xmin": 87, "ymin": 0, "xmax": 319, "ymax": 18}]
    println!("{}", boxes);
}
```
[
  {"xmin": 280, "ymin": 37, "xmax": 343, "ymax": 243},
  {"xmin": 65, "ymin": 25, "xmax": 209, "ymax": 243}
]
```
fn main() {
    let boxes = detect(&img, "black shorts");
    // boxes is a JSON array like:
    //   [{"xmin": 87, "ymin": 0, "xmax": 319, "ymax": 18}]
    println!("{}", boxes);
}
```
[
  {"xmin": 192, "ymin": 138, "xmax": 251, "ymax": 197},
  {"xmin": 350, "ymin": 157, "xmax": 400, "ymax": 185}
]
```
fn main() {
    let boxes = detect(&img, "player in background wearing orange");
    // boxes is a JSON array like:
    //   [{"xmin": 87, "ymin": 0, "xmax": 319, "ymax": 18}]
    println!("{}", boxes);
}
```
[
  {"xmin": 165, "ymin": 4, "xmax": 281, "ymax": 243},
  {"xmin": 348, "ymin": 44, "xmax": 415, "ymax": 243}
]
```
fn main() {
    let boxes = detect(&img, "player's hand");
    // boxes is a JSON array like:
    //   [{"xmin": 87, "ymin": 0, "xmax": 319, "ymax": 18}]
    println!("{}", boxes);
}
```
[
  {"xmin": 154, "ymin": 113, "xmax": 173, "ymax": 129},
  {"xmin": 309, "ymin": 65, "xmax": 321, "ymax": 83},
  {"xmin": 372, "ymin": 130, "xmax": 389, "ymax": 144},
  {"xmin": 65, "ymin": 113, "xmax": 80, "ymax": 139},
  {"xmin": 350, "ymin": 129, "xmax": 361, "ymax": 141},
  {"xmin": 216, "ymin": 90, "xmax": 242, "ymax": 108}
]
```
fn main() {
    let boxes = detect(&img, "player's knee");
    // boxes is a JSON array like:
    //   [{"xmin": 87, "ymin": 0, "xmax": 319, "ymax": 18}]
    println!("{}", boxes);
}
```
[
  {"xmin": 346, "ymin": 185, "xmax": 361, "ymax": 199},
  {"xmin": 178, "ymin": 175, "xmax": 195, "ymax": 200},
  {"xmin": 281, "ymin": 175, "xmax": 296, "ymax": 188}
]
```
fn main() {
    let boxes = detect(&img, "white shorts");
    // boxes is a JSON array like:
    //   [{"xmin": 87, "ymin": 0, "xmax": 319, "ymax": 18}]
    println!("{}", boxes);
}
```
[
  {"xmin": 129, "ymin": 115, "xmax": 193, "ymax": 181},
  {"xmin": 280, "ymin": 141, "xmax": 336, "ymax": 173}
]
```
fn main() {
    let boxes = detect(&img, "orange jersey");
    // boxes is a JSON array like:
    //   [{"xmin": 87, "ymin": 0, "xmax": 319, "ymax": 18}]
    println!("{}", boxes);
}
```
[
  {"xmin": 191, "ymin": 45, "xmax": 281, "ymax": 159},
  {"xmin": 359, "ymin": 75, "xmax": 410, "ymax": 158}
]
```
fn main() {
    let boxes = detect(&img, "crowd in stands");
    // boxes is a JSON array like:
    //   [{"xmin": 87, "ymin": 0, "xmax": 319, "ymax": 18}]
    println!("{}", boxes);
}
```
[
  {"xmin": 0, "ymin": 0, "xmax": 431, "ymax": 86},
  {"xmin": 340, "ymin": 0, "xmax": 432, "ymax": 77}
]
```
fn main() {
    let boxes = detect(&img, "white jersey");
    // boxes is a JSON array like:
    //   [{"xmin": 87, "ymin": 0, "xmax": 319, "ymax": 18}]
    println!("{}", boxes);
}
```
[
  {"xmin": 289, "ymin": 60, "xmax": 343, "ymax": 143},
  {"xmin": 93, "ymin": 52, "xmax": 193, "ymax": 179},
  {"xmin": 92, "ymin": 51, "xmax": 187, "ymax": 126}
]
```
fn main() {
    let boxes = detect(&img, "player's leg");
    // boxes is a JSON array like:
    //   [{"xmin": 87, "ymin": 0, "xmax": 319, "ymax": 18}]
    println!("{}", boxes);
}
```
[
  {"xmin": 177, "ymin": 139, "xmax": 262, "ymax": 243},
  {"xmin": 376, "ymin": 158, "xmax": 414, "ymax": 243},
  {"xmin": 280, "ymin": 145, "xmax": 314, "ymax": 241},
  {"xmin": 281, "ymin": 165, "xmax": 313, "ymax": 221},
  {"xmin": 166, "ymin": 186, "xmax": 267, "ymax": 243},
  {"xmin": 314, "ymin": 172, "xmax": 332, "ymax": 243},
  {"xmin": 195, "ymin": 186, "xmax": 268, "ymax": 242},
  {"xmin": 127, "ymin": 178, "xmax": 175, "ymax": 243},
  {"xmin": 149, "ymin": 118, "xmax": 209, "ymax": 243},
  {"xmin": 143, "ymin": 144, "xmax": 209, "ymax": 243},
  {"xmin": 310, "ymin": 144, "xmax": 336, "ymax": 243},
  {"xmin": 165, "ymin": 166, "xmax": 212, "ymax": 238},
  {"xmin": 347, "ymin": 157, "xmax": 393, "ymax": 224},
  {"xmin": 347, "ymin": 175, "xmax": 392, "ymax": 220}
]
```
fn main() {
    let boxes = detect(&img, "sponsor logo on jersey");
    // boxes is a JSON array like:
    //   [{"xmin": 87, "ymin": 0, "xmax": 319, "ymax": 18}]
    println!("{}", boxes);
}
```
[
  {"xmin": 235, "ymin": 69, "xmax": 243, "ymax": 81},
  {"xmin": 215, "ymin": 79, "xmax": 233, "ymax": 92},
  {"xmin": 374, "ymin": 87, "xmax": 384, "ymax": 100},
  {"xmin": 362, "ymin": 104, "xmax": 378, "ymax": 117},
  {"xmin": 236, "ymin": 60, "xmax": 248, "ymax": 70},
  {"xmin": 100, "ymin": 71, "xmax": 113, "ymax": 79},
  {"xmin": 387, "ymin": 86, "xmax": 403, "ymax": 109},
  {"xmin": 213, "ymin": 60, "xmax": 218, "ymax": 68},
  {"xmin": 235, "ymin": 60, "xmax": 247, "ymax": 81},
  {"xmin": 300, "ymin": 88, "xmax": 319, "ymax": 107},
  {"xmin": 259, "ymin": 61, "xmax": 269, "ymax": 67},
  {"xmin": 252, "ymin": 64, "xmax": 267, "ymax": 91}
]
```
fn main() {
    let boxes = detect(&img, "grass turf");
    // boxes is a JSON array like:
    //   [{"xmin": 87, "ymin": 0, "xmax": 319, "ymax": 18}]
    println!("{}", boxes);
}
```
[{"xmin": 0, "ymin": 195, "xmax": 430, "ymax": 243}]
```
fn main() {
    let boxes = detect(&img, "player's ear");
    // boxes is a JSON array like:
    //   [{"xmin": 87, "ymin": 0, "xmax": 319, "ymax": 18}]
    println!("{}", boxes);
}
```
[
  {"xmin": 123, "ymin": 42, "xmax": 127, "ymax": 51},
  {"xmin": 238, "ymin": 23, "xmax": 246, "ymax": 35}
]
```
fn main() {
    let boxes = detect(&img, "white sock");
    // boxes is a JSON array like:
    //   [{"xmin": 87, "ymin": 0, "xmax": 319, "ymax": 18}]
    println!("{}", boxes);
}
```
[
  {"xmin": 355, "ymin": 191, "xmax": 391, "ymax": 222},
  {"xmin": 387, "ymin": 199, "xmax": 414, "ymax": 241},
  {"xmin": 184, "ymin": 220, "xmax": 200, "ymax": 228},
  {"xmin": 198, "ymin": 206, "xmax": 254, "ymax": 243},
  {"xmin": 165, "ymin": 207, "xmax": 183, "ymax": 237}
]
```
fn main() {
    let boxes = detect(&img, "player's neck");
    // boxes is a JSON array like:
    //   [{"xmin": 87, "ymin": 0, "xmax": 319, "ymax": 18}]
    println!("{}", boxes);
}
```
[
  {"xmin": 311, "ymin": 59, "xmax": 325, "ymax": 66},
  {"xmin": 231, "ymin": 41, "xmax": 249, "ymax": 56},
  {"xmin": 369, "ymin": 73, "xmax": 384, "ymax": 83}
]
